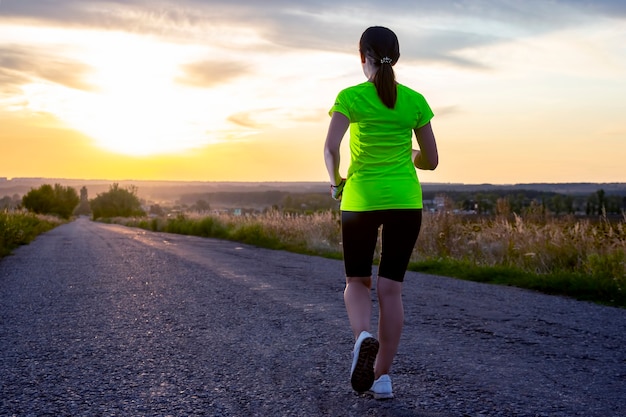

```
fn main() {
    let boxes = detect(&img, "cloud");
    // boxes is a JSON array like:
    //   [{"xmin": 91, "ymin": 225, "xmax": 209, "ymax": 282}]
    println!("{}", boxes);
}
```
[
  {"xmin": 176, "ymin": 60, "xmax": 249, "ymax": 88},
  {"xmin": 0, "ymin": 63, "xmax": 28, "ymax": 93},
  {"xmin": 228, "ymin": 108, "xmax": 325, "ymax": 129},
  {"xmin": 0, "ymin": 46, "xmax": 96, "ymax": 94},
  {"xmin": 227, "ymin": 111, "xmax": 260, "ymax": 129},
  {"xmin": 1, "ymin": 0, "xmax": 624, "ymax": 74},
  {"xmin": 3, "ymin": 0, "xmax": 623, "ymax": 71},
  {"xmin": 563, "ymin": 0, "xmax": 626, "ymax": 16},
  {"xmin": 36, "ymin": 59, "xmax": 96, "ymax": 92},
  {"xmin": 433, "ymin": 105, "xmax": 462, "ymax": 118}
]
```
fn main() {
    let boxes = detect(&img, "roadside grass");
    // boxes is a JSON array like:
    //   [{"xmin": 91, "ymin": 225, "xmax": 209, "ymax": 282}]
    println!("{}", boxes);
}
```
[
  {"xmin": 408, "ymin": 259, "xmax": 621, "ymax": 305},
  {"xmin": 115, "ymin": 211, "xmax": 343, "ymax": 259},
  {"xmin": 110, "ymin": 210, "xmax": 625, "ymax": 307},
  {"xmin": 410, "ymin": 210, "xmax": 625, "ymax": 306},
  {"xmin": 0, "ymin": 211, "xmax": 65, "ymax": 259}
]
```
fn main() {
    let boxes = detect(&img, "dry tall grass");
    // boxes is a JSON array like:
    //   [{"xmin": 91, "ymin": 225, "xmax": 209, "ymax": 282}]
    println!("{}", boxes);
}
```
[
  {"xmin": 124, "ymin": 209, "xmax": 625, "ymax": 279},
  {"xmin": 416, "ymin": 210, "xmax": 625, "ymax": 277},
  {"xmin": 116, "ymin": 208, "xmax": 625, "ymax": 305}
]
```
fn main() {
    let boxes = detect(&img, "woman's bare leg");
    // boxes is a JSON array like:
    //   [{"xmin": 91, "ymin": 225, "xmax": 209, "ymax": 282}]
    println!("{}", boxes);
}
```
[
  {"xmin": 344, "ymin": 276, "xmax": 372, "ymax": 338},
  {"xmin": 375, "ymin": 276, "xmax": 403, "ymax": 378}
]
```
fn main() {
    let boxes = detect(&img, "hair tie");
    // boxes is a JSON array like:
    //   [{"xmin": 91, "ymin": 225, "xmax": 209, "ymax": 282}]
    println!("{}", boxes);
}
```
[{"xmin": 380, "ymin": 57, "xmax": 393, "ymax": 65}]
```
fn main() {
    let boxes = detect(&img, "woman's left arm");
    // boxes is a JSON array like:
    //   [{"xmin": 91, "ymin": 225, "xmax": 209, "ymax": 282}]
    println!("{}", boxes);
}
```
[{"xmin": 413, "ymin": 122, "xmax": 439, "ymax": 170}]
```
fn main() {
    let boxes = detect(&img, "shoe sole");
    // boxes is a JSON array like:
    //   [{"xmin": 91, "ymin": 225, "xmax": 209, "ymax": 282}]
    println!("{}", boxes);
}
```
[
  {"xmin": 350, "ymin": 337, "xmax": 379, "ymax": 393},
  {"xmin": 371, "ymin": 391, "xmax": 394, "ymax": 400}
]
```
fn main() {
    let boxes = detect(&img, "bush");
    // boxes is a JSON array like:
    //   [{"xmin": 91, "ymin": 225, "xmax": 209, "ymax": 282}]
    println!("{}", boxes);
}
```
[
  {"xmin": 90, "ymin": 184, "xmax": 145, "ymax": 219},
  {"xmin": 0, "ymin": 211, "xmax": 63, "ymax": 258},
  {"xmin": 22, "ymin": 184, "xmax": 79, "ymax": 219}
]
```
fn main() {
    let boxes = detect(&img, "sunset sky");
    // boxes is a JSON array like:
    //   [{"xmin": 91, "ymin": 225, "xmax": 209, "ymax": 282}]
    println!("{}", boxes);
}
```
[{"xmin": 1, "ymin": 0, "xmax": 625, "ymax": 184}]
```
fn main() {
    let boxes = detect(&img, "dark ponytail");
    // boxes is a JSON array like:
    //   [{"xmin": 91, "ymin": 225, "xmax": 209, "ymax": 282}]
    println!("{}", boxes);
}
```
[{"xmin": 359, "ymin": 26, "xmax": 400, "ymax": 109}]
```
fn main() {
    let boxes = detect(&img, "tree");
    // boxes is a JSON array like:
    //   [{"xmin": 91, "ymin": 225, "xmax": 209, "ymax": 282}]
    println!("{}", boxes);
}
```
[
  {"xmin": 586, "ymin": 192, "xmax": 599, "ymax": 216},
  {"xmin": 22, "ymin": 184, "xmax": 79, "ymax": 219},
  {"xmin": 90, "ymin": 183, "xmax": 145, "ymax": 219},
  {"xmin": 0, "ymin": 195, "xmax": 20, "ymax": 210},
  {"xmin": 596, "ymin": 189, "xmax": 606, "ymax": 215},
  {"xmin": 149, "ymin": 204, "xmax": 165, "ymax": 216},
  {"xmin": 193, "ymin": 199, "xmax": 210, "ymax": 213},
  {"xmin": 74, "ymin": 186, "xmax": 92, "ymax": 216}
]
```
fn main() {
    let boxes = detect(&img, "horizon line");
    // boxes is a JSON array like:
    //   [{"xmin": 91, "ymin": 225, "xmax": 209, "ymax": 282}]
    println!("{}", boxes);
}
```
[{"xmin": 1, "ymin": 177, "xmax": 625, "ymax": 187}]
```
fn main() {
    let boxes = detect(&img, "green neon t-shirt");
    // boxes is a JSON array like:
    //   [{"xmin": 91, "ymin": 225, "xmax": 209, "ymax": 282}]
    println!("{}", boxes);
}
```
[{"xmin": 329, "ymin": 82, "xmax": 434, "ymax": 211}]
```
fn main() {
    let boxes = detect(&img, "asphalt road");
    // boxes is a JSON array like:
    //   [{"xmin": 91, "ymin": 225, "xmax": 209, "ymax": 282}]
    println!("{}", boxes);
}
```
[{"xmin": 1, "ymin": 217, "xmax": 625, "ymax": 417}]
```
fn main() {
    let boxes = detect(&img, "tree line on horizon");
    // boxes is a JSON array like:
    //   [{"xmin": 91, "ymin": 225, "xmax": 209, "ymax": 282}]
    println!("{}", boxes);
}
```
[
  {"xmin": 1, "ymin": 183, "xmax": 625, "ymax": 219},
  {"xmin": 174, "ymin": 188, "xmax": 625, "ymax": 217}
]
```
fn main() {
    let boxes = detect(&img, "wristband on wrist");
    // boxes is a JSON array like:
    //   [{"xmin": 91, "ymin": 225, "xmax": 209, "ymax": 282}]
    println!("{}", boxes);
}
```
[
  {"xmin": 330, "ymin": 178, "xmax": 345, "ymax": 188},
  {"xmin": 330, "ymin": 178, "xmax": 346, "ymax": 200}
]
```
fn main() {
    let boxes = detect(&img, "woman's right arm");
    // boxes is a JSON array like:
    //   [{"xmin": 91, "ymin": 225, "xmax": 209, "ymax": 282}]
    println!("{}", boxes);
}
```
[
  {"xmin": 413, "ymin": 122, "xmax": 439, "ymax": 170},
  {"xmin": 324, "ymin": 112, "xmax": 350, "ymax": 185}
]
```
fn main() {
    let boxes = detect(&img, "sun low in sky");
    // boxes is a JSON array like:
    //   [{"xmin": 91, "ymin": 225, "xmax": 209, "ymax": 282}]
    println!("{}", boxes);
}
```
[{"xmin": 1, "ymin": 0, "xmax": 625, "ymax": 183}]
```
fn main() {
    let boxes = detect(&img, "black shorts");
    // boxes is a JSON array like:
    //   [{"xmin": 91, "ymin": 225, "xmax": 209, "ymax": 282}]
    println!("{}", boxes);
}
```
[{"xmin": 341, "ymin": 209, "xmax": 422, "ymax": 282}]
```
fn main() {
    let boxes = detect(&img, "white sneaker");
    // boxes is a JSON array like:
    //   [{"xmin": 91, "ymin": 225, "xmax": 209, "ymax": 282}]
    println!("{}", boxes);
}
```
[
  {"xmin": 369, "ymin": 374, "xmax": 393, "ymax": 400},
  {"xmin": 350, "ymin": 331, "xmax": 379, "ymax": 393}
]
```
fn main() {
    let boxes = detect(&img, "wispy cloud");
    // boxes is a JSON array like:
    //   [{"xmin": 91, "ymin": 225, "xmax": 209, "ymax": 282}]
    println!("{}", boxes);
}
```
[
  {"xmin": 176, "ymin": 60, "xmax": 249, "ymax": 88},
  {"xmin": 0, "ymin": 46, "xmax": 95, "ymax": 95},
  {"xmin": 228, "ymin": 107, "xmax": 325, "ymax": 129},
  {"xmin": 13, "ymin": 49, "xmax": 94, "ymax": 90}
]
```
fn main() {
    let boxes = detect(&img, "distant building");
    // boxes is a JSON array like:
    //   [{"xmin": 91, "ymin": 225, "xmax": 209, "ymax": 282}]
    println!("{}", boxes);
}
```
[{"xmin": 434, "ymin": 196, "xmax": 446, "ymax": 210}]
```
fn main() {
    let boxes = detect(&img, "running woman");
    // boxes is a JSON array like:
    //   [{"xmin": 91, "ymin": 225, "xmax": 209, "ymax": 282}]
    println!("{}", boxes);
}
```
[{"xmin": 324, "ymin": 26, "xmax": 439, "ymax": 399}]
